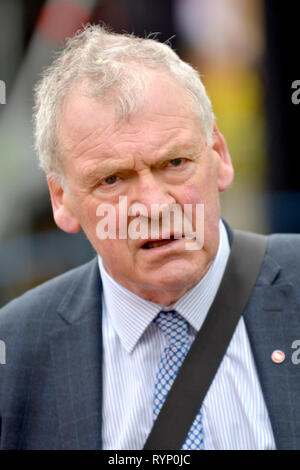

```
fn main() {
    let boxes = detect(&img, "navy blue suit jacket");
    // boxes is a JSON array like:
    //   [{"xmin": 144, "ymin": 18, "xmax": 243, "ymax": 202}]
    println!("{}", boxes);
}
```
[{"xmin": 0, "ymin": 229, "xmax": 300, "ymax": 449}]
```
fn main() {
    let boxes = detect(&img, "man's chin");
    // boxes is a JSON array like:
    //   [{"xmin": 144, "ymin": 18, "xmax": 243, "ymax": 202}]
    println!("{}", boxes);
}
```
[{"xmin": 135, "ymin": 260, "xmax": 206, "ymax": 300}]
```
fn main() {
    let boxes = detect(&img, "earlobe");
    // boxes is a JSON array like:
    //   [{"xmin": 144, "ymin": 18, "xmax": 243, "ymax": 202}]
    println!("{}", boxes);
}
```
[
  {"xmin": 47, "ymin": 177, "xmax": 80, "ymax": 233},
  {"xmin": 212, "ymin": 124, "xmax": 234, "ymax": 192}
]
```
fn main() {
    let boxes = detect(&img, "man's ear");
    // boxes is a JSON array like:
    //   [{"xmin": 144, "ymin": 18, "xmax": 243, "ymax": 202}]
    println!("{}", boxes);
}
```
[
  {"xmin": 47, "ymin": 176, "xmax": 80, "ymax": 233},
  {"xmin": 211, "ymin": 124, "xmax": 234, "ymax": 192}
]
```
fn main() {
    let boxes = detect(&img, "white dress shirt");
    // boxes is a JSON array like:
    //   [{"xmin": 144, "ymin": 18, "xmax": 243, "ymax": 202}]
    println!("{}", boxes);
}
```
[{"xmin": 98, "ymin": 220, "xmax": 276, "ymax": 449}]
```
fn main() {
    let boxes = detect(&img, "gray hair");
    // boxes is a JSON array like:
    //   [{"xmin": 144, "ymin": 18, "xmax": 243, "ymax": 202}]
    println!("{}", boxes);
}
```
[{"xmin": 33, "ymin": 24, "xmax": 215, "ymax": 185}]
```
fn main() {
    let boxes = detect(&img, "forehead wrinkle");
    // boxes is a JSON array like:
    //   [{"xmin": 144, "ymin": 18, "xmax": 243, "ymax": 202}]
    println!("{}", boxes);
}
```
[
  {"xmin": 59, "ymin": 96, "xmax": 116, "ymax": 159},
  {"xmin": 67, "ymin": 125, "xmax": 106, "ymax": 155},
  {"xmin": 67, "ymin": 118, "xmax": 147, "ymax": 163},
  {"xmin": 62, "ymin": 123, "xmax": 115, "ymax": 161}
]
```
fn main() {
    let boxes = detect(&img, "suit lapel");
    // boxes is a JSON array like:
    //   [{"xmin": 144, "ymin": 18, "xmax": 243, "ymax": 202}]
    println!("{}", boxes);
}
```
[
  {"xmin": 48, "ymin": 258, "xmax": 103, "ymax": 449},
  {"xmin": 244, "ymin": 253, "xmax": 300, "ymax": 450}
]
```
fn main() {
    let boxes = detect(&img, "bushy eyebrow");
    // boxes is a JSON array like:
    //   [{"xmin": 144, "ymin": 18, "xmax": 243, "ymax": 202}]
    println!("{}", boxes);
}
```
[{"xmin": 80, "ymin": 141, "xmax": 200, "ymax": 187}]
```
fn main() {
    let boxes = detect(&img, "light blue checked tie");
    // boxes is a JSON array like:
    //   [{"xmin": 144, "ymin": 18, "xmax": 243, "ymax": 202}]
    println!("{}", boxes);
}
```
[{"xmin": 153, "ymin": 310, "xmax": 204, "ymax": 450}]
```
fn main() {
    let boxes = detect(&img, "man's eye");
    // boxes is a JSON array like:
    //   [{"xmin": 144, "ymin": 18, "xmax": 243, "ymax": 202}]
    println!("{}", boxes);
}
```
[
  {"xmin": 104, "ymin": 175, "xmax": 118, "ymax": 185},
  {"xmin": 169, "ymin": 158, "xmax": 184, "ymax": 167}
]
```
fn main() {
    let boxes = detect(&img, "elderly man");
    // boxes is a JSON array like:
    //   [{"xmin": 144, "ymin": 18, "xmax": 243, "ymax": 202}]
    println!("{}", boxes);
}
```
[{"xmin": 0, "ymin": 25, "xmax": 299, "ymax": 450}]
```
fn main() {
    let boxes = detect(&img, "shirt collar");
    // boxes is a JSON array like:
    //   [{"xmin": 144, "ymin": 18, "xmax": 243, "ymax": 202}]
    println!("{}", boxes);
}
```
[{"xmin": 98, "ymin": 219, "xmax": 230, "ymax": 353}]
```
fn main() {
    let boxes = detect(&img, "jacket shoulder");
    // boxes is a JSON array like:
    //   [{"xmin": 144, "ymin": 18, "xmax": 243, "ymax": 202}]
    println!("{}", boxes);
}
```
[
  {"xmin": 267, "ymin": 232, "xmax": 300, "ymax": 267},
  {"xmin": 252, "ymin": 231, "xmax": 300, "ymax": 286},
  {"xmin": 0, "ymin": 258, "xmax": 97, "ymax": 331}
]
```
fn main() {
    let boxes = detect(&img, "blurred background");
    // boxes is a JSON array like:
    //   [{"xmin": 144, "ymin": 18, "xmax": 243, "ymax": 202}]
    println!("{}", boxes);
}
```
[{"xmin": 0, "ymin": 0, "xmax": 299, "ymax": 306}]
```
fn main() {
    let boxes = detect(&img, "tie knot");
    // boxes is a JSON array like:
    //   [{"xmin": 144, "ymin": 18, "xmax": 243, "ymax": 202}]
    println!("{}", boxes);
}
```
[{"xmin": 154, "ymin": 310, "xmax": 189, "ymax": 346}]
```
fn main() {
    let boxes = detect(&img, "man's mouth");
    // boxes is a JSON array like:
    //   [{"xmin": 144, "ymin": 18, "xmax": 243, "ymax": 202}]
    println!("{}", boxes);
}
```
[{"xmin": 141, "ymin": 235, "xmax": 179, "ymax": 249}]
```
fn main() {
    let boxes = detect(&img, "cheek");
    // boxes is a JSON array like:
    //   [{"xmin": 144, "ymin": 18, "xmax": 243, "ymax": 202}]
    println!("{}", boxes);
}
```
[
  {"xmin": 78, "ymin": 195, "xmax": 103, "ymax": 226},
  {"xmin": 179, "ymin": 184, "xmax": 218, "ymax": 210},
  {"xmin": 180, "ymin": 185, "xmax": 220, "ymax": 242},
  {"xmin": 87, "ymin": 204, "xmax": 99, "ymax": 228},
  {"xmin": 67, "ymin": 195, "xmax": 100, "ymax": 245},
  {"xmin": 96, "ymin": 239, "xmax": 134, "ymax": 281},
  {"xmin": 180, "ymin": 186, "xmax": 204, "ymax": 205}
]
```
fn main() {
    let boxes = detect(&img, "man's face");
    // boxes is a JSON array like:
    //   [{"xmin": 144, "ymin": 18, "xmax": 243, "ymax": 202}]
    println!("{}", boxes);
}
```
[{"xmin": 49, "ymin": 71, "xmax": 234, "ymax": 305}]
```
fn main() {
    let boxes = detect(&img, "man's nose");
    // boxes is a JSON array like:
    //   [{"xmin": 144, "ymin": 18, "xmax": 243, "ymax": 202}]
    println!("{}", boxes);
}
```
[{"xmin": 129, "ymin": 172, "xmax": 176, "ymax": 213}]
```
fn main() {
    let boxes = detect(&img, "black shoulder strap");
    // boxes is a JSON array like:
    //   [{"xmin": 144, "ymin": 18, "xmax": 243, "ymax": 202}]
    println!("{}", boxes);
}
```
[{"xmin": 143, "ymin": 229, "xmax": 268, "ymax": 450}]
